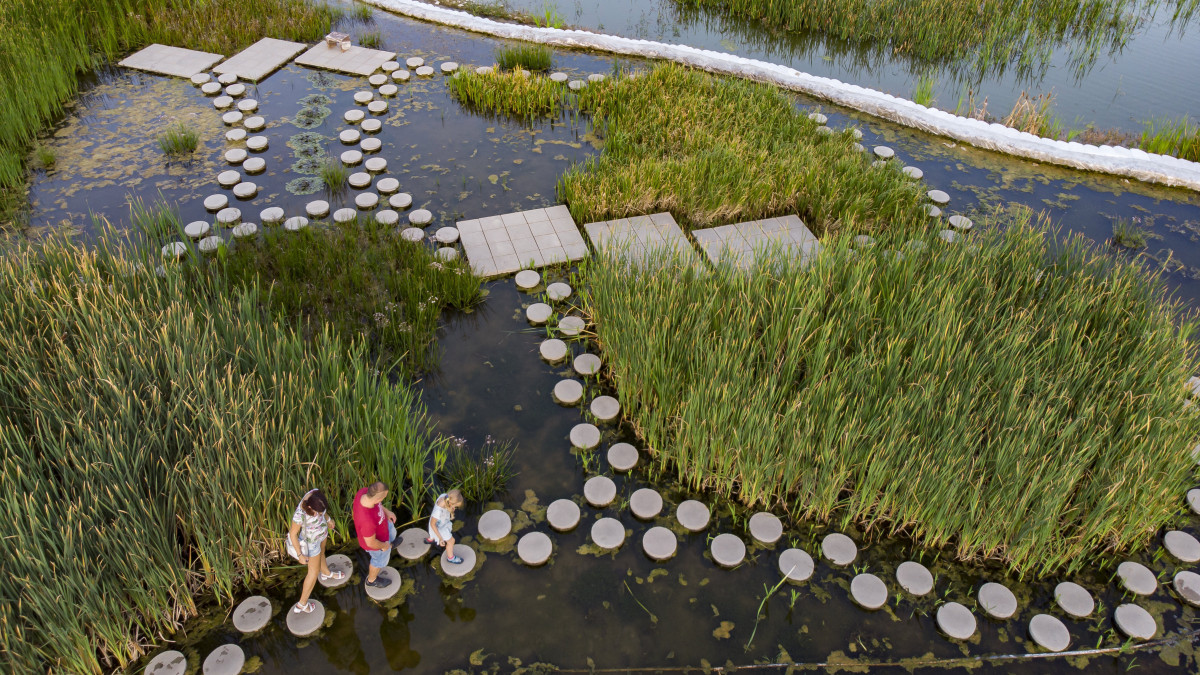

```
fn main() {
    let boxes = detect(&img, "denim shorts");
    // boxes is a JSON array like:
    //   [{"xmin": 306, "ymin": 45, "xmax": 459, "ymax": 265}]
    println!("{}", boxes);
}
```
[{"xmin": 367, "ymin": 521, "xmax": 397, "ymax": 568}]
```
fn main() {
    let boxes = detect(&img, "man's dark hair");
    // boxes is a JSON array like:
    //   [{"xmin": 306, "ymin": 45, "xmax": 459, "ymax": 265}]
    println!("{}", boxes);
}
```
[{"xmin": 366, "ymin": 481, "xmax": 388, "ymax": 497}]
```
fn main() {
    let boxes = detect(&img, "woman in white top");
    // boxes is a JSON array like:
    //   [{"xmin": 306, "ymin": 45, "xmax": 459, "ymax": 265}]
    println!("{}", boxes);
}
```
[
  {"xmin": 287, "ymin": 488, "xmax": 345, "ymax": 613},
  {"xmin": 425, "ymin": 489, "xmax": 465, "ymax": 564}
]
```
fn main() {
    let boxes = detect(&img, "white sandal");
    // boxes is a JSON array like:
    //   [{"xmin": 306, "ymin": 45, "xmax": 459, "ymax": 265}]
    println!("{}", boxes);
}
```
[
  {"xmin": 293, "ymin": 601, "xmax": 315, "ymax": 614},
  {"xmin": 319, "ymin": 570, "xmax": 346, "ymax": 581}
]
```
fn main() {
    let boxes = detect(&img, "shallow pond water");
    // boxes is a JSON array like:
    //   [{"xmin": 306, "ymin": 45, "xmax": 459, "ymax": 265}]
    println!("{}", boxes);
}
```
[{"xmin": 19, "ymin": 5, "xmax": 1200, "ymax": 674}]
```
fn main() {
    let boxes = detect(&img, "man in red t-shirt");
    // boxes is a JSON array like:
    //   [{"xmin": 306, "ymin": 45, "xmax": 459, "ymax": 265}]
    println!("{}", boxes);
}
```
[{"xmin": 352, "ymin": 481, "xmax": 398, "ymax": 588}]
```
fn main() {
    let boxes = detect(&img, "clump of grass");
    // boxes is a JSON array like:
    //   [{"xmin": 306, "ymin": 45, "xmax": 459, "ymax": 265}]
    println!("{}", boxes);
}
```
[
  {"xmin": 1111, "ymin": 216, "xmax": 1148, "ymax": 249},
  {"xmin": 911, "ymin": 74, "xmax": 935, "ymax": 107},
  {"xmin": 358, "ymin": 30, "xmax": 383, "ymax": 49},
  {"xmin": 953, "ymin": 87, "xmax": 989, "ymax": 120},
  {"xmin": 319, "ymin": 157, "xmax": 350, "ymax": 194},
  {"xmin": 448, "ymin": 67, "xmax": 575, "ymax": 119},
  {"xmin": 33, "ymin": 144, "xmax": 56, "ymax": 170},
  {"xmin": 156, "ymin": 122, "xmax": 200, "ymax": 157},
  {"xmin": 438, "ymin": 435, "xmax": 519, "ymax": 502},
  {"xmin": 581, "ymin": 207, "xmax": 1200, "ymax": 575},
  {"xmin": 1002, "ymin": 90, "xmax": 1061, "ymax": 138},
  {"xmin": 1138, "ymin": 116, "xmax": 1200, "ymax": 162},
  {"xmin": 451, "ymin": 0, "xmax": 515, "ymax": 20},
  {"xmin": 495, "ymin": 44, "xmax": 553, "ymax": 71},
  {"xmin": 350, "ymin": 3, "xmax": 373, "ymax": 21}
]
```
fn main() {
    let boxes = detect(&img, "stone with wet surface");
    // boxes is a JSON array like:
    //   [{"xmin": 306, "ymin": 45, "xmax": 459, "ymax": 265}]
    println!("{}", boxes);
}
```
[
  {"xmin": 518, "ymin": 532, "xmax": 553, "ymax": 565},
  {"xmin": 643, "ymin": 527, "xmax": 677, "ymax": 561},
  {"xmin": 478, "ymin": 509, "xmax": 512, "ymax": 541},
  {"xmin": 821, "ymin": 533, "xmax": 857, "ymax": 566},
  {"xmin": 396, "ymin": 527, "xmax": 431, "ymax": 560},
  {"xmin": 202, "ymin": 644, "xmax": 244, "ymax": 675},
  {"xmin": 584, "ymin": 476, "xmax": 616, "ymax": 507},
  {"xmin": 608, "ymin": 443, "xmax": 639, "ymax": 472},
  {"xmin": 711, "ymin": 533, "xmax": 746, "ymax": 567},
  {"xmin": 591, "ymin": 517, "xmax": 625, "ymax": 550},
  {"xmin": 144, "ymin": 650, "xmax": 187, "ymax": 675},
  {"xmin": 851, "ymin": 574, "xmax": 888, "ymax": 609},
  {"xmin": 937, "ymin": 602, "xmax": 976, "ymax": 640},
  {"xmin": 896, "ymin": 561, "xmax": 934, "ymax": 596},
  {"xmin": 749, "ymin": 512, "xmax": 783, "ymax": 545},
  {"xmin": 1114, "ymin": 604, "xmax": 1156, "ymax": 639},
  {"xmin": 1117, "ymin": 561, "xmax": 1157, "ymax": 595},
  {"xmin": 779, "ymin": 548, "xmax": 814, "ymax": 582},
  {"xmin": 526, "ymin": 302, "xmax": 552, "ymax": 324},
  {"xmin": 233, "ymin": 595, "xmax": 272, "ymax": 633},
  {"xmin": 630, "ymin": 488, "xmax": 663, "ymax": 519},
  {"xmin": 1174, "ymin": 570, "xmax": 1200, "ymax": 606},
  {"xmin": 547, "ymin": 499, "xmax": 581, "ymax": 531},
  {"xmin": 540, "ymin": 339, "xmax": 567, "ymax": 362},
  {"xmin": 317, "ymin": 554, "xmax": 352, "ymax": 588},
  {"xmin": 1029, "ymin": 614, "xmax": 1070, "ymax": 652},
  {"xmin": 570, "ymin": 423, "xmax": 601, "ymax": 450},
  {"xmin": 364, "ymin": 567, "xmax": 401, "ymax": 601},
  {"xmin": 676, "ymin": 500, "xmax": 710, "ymax": 532},
  {"xmin": 1164, "ymin": 530, "xmax": 1200, "ymax": 562},
  {"xmin": 978, "ymin": 582, "xmax": 1018, "ymax": 619},
  {"xmin": 437, "ymin": 544, "xmax": 478, "ymax": 578}
]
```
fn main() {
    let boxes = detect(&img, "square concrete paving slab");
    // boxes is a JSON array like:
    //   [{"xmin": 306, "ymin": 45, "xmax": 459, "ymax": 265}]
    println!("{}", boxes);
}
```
[
  {"xmin": 460, "ymin": 205, "xmax": 587, "ymax": 278},
  {"xmin": 692, "ymin": 215, "xmax": 821, "ymax": 269},
  {"xmin": 582, "ymin": 212, "xmax": 700, "ymax": 269},
  {"xmin": 119, "ymin": 44, "xmax": 223, "ymax": 78},
  {"xmin": 213, "ymin": 38, "xmax": 308, "ymax": 81},
  {"xmin": 295, "ymin": 43, "xmax": 397, "ymax": 76}
]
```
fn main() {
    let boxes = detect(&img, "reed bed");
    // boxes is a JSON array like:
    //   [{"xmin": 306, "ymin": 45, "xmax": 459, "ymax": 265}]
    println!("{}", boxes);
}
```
[
  {"xmin": 580, "ymin": 209, "xmax": 1200, "ymax": 575},
  {"xmin": 1139, "ymin": 116, "xmax": 1200, "ymax": 163},
  {"xmin": 156, "ymin": 122, "xmax": 200, "ymax": 157},
  {"xmin": 448, "ymin": 68, "xmax": 576, "ymax": 119},
  {"xmin": 494, "ymin": 44, "xmax": 553, "ymax": 71},
  {"xmin": 0, "ymin": 230, "xmax": 447, "ymax": 673}
]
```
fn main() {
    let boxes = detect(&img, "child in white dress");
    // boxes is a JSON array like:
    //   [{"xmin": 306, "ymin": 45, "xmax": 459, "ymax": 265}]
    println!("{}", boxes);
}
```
[{"xmin": 425, "ymin": 489, "xmax": 465, "ymax": 563}]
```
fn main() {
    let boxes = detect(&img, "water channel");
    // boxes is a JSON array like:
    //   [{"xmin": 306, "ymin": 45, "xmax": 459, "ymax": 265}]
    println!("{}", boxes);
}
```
[{"xmin": 18, "ymin": 4, "xmax": 1200, "ymax": 673}]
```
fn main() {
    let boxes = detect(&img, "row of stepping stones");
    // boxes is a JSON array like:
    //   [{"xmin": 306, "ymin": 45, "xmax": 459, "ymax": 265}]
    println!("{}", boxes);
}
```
[{"xmin": 470, "ymin": 65, "xmax": 606, "ymax": 92}]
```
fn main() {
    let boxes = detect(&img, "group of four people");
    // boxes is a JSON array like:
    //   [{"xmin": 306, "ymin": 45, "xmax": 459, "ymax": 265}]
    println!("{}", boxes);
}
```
[{"xmin": 286, "ymin": 481, "xmax": 466, "ymax": 614}]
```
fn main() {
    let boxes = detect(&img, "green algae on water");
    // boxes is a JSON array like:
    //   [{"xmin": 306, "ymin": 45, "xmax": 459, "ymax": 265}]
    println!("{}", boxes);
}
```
[{"xmin": 286, "ymin": 176, "xmax": 324, "ymax": 195}]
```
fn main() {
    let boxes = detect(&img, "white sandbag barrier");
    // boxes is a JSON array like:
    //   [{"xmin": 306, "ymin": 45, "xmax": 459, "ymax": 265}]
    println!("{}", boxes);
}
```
[{"xmin": 367, "ymin": 0, "xmax": 1200, "ymax": 192}]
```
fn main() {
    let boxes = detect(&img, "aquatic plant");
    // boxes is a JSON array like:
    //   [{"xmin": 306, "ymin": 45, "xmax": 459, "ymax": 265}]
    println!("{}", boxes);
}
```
[
  {"xmin": 358, "ymin": 30, "xmax": 383, "ymax": 49},
  {"xmin": 531, "ymin": 2, "xmax": 566, "ymax": 28},
  {"xmin": 448, "ymin": 68, "xmax": 574, "ymax": 119},
  {"xmin": 287, "ymin": 131, "xmax": 328, "ymax": 157},
  {"xmin": 448, "ymin": 0, "xmax": 514, "ymax": 20},
  {"xmin": 1002, "ymin": 91, "xmax": 1062, "ymax": 137},
  {"xmin": 911, "ymin": 74, "xmax": 936, "ymax": 108},
  {"xmin": 319, "ymin": 157, "xmax": 350, "ymax": 194},
  {"xmin": 129, "ymin": 196, "xmax": 182, "ymax": 239},
  {"xmin": 495, "ymin": 44, "xmax": 553, "ymax": 71},
  {"xmin": 298, "ymin": 93, "xmax": 334, "ymax": 107},
  {"xmin": 33, "ymin": 144, "xmax": 56, "ymax": 170},
  {"xmin": 286, "ymin": 176, "xmax": 325, "ymax": 195},
  {"xmin": 291, "ymin": 157, "xmax": 326, "ymax": 174},
  {"xmin": 290, "ymin": 105, "xmax": 333, "ymax": 129},
  {"xmin": 350, "ymin": 3, "xmax": 374, "ymax": 21},
  {"xmin": 1138, "ymin": 116, "xmax": 1200, "ymax": 162},
  {"xmin": 438, "ymin": 435, "xmax": 519, "ymax": 502},
  {"xmin": 0, "ymin": 227, "xmax": 445, "ymax": 673},
  {"xmin": 1111, "ymin": 216, "xmax": 1149, "ymax": 249},
  {"xmin": 581, "ymin": 207, "xmax": 1200, "ymax": 575},
  {"xmin": 155, "ymin": 122, "xmax": 200, "ymax": 157}
]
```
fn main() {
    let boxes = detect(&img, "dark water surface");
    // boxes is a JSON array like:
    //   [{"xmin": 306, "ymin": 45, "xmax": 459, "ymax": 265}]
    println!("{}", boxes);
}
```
[{"xmin": 19, "ymin": 5, "xmax": 1200, "ymax": 674}]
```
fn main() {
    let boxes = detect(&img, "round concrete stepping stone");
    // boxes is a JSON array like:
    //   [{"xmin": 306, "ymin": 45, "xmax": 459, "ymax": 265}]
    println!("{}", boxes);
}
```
[
  {"xmin": 243, "ymin": 116, "xmax": 264, "ymax": 131},
  {"xmin": 355, "ymin": 192, "xmax": 379, "ymax": 209},
  {"xmin": 948, "ymin": 215, "xmax": 973, "ymax": 230},
  {"xmin": 779, "ymin": 548, "xmax": 814, "ymax": 582},
  {"xmin": 571, "ymin": 423, "xmax": 601, "ymax": 450},
  {"xmin": 375, "ymin": 210, "xmax": 399, "ymax": 226},
  {"xmin": 1117, "ymin": 561, "xmax": 1157, "ymax": 596},
  {"xmin": 902, "ymin": 166, "xmax": 923, "ymax": 179},
  {"xmin": 937, "ymin": 602, "xmax": 977, "ymax": 640},
  {"xmin": 978, "ymin": 582, "xmax": 1018, "ymax": 619},
  {"xmin": 392, "ymin": 70, "xmax": 410, "ymax": 82},
  {"xmin": 643, "ymin": 527, "xmax": 677, "ymax": 561},
  {"xmin": 396, "ymin": 527, "xmax": 432, "ymax": 560},
  {"xmin": 1113, "ymin": 604, "xmax": 1157, "ymax": 640},
  {"xmin": 376, "ymin": 177, "xmax": 400, "ymax": 194},
  {"xmin": 559, "ymin": 316, "xmax": 585, "ymax": 336},
  {"xmin": 573, "ymin": 353, "xmax": 601, "ymax": 375},
  {"xmin": 568, "ymin": 79, "xmax": 585, "ymax": 91},
  {"xmin": 1028, "ymin": 614, "xmax": 1070, "ymax": 652},
  {"xmin": 1188, "ymin": 489, "xmax": 1200, "ymax": 515},
  {"xmin": 435, "ymin": 226, "xmax": 459, "ymax": 244},
  {"xmin": 547, "ymin": 282, "xmax": 572, "ymax": 301},
  {"xmin": 368, "ymin": 100, "xmax": 388, "ymax": 114},
  {"xmin": 306, "ymin": 200, "xmax": 330, "ymax": 218},
  {"xmin": 285, "ymin": 216, "xmax": 309, "ymax": 232},
  {"xmin": 363, "ymin": 566, "xmax": 401, "ymax": 601},
  {"xmin": 808, "ymin": 112, "xmax": 828, "ymax": 124},
  {"xmin": 436, "ymin": 247, "xmax": 461, "ymax": 261},
  {"xmin": 516, "ymin": 270, "xmax": 543, "ymax": 291},
  {"xmin": 676, "ymin": 500, "xmax": 710, "ymax": 532},
  {"xmin": 409, "ymin": 209, "xmax": 432, "ymax": 225},
  {"xmin": 204, "ymin": 194, "xmax": 228, "ymax": 211},
  {"xmin": 348, "ymin": 172, "xmax": 372, "ymax": 188},
  {"xmin": 333, "ymin": 208, "xmax": 357, "ymax": 224},
  {"xmin": 225, "ymin": 128, "xmax": 247, "ymax": 142},
  {"xmin": 381, "ymin": 60, "xmax": 400, "ymax": 72},
  {"xmin": 201, "ymin": 81, "xmax": 222, "ymax": 95},
  {"xmin": 391, "ymin": 193, "xmax": 413, "ymax": 209},
  {"xmin": 711, "ymin": 533, "xmax": 746, "ymax": 567},
  {"xmin": 232, "ymin": 595, "xmax": 272, "ymax": 633},
  {"xmin": 852, "ymin": 143, "xmax": 865, "ymax": 152},
  {"xmin": 242, "ymin": 157, "xmax": 265, "ymax": 174},
  {"xmin": 591, "ymin": 517, "xmax": 625, "ymax": 550},
  {"xmin": 927, "ymin": 190, "xmax": 950, "ymax": 204},
  {"xmin": 259, "ymin": 207, "xmax": 284, "ymax": 225},
  {"xmin": 608, "ymin": 443, "xmax": 639, "ymax": 472},
  {"xmin": 1174, "ymin": 570, "xmax": 1200, "ymax": 606},
  {"xmin": 925, "ymin": 205, "xmax": 943, "ymax": 218},
  {"xmin": 851, "ymin": 574, "xmax": 888, "ymax": 610},
  {"xmin": 222, "ymin": 111, "xmax": 244, "ymax": 126},
  {"xmin": 237, "ymin": 98, "xmax": 257, "ymax": 112},
  {"xmin": 202, "ymin": 644, "xmax": 244, "ymax": 675},
  {"xmin": 193, "ymin": 71, "xmax": 212, "ymax": 85},
  {"xmin": 358, "ymin": 139, "xmax": 385, "ymax": 154},
  {"xmin": 1164, "ymin": 530, "xmax": 1200, "ymax": 562},
  {"xmin": 526, "ymin": 302, "xmax": 552, "ymax": 324},
  {"xmin": 369, "ymin": 74, "xmax": 388, "ymax": 86},
  {"xmin": 341, "ymin": 150, "xmax": 363, "ymax": 166},
  {"xmin": 873, "ymin": 146, "xmax": 894, "ymax": 159},
  {"xmin": 1053, "ymin": 581, "xmax": 1094, "ymax": 617},
  {"xmin": 478, "ymin": 509, "xmax": 512, "ymax": 541},
  {"xmin": 584, "ymin": 475, "xmax": 616, "ymax": 507},
  {"xmin": 853, "ymin": 234, "xmax": 875, "ymax": 248},
  {"xmin": 316, "ymin": 554, "xmax": 353, "ymax": 589},
  {"xmin": 406, "ymin": 57, "xmax": 424, "ymax": 68},
  {"xmin": 199, "ymin": 235, "xmax": 224, "ymax": 254},
  {"xmin": 354, "ymin": 91, "xmax": 374, "ymax": 104},
  {"xmin": 416, "ymin": 66, "xmax": 435, "ymax": 77},
  {"xmin": 476, "ymin": 66, "xmax": 494, "ymax": 75},
  {"xmin": 437, "ymin": 544, "xmax": 477, "ymax": 578},
  {"xmin": 547, "ymin": 499, "xmax": 581, "ymax": 531},
  {"xmin": 232, "ymin": 182, "xmax": 257, "ymax": 199},
  {"xmin": 184, "ymin": 220, "xmax": 211, "ymax": 239},
  {"xmin": 344, "ymin": 109, "xmax": 365, "ymax": 123},
  {"xmin": 441, "ymin": 62, "xmax": 459, "ymax": 73},
  {"xmin": 540, "ymin": 338, "xmax": 567, "ymax": 361},
  {"xmin": 225, "ymin": 84, "xmax": 245, "ymax": 98},
  {"xmin": 590, "ymin": 396, "xmax": 620, "ymax": 422},
  {"xmin": 550, "ymin": 72, "xmax": 568, "ymax": 82},
  {"xmin": 588, "ymin": 74, "xmax": 606, "ymax": 82},
  {"xmin": 749, "ymin": 512, "xmax": 783, "ymax": 545},
  {"xmin": 217, "ymin": 73, "xmax": 238, "ymax": 85},
  {"xmin": 821, "ymin": 533, "xmax": 857, "ymax": 566},
  {"xmin": 400, "ymin": 227, "xmax": 424, "ymax": 242},
  {"xmin": 518, "ymin": 532, "xmax": 553, "ymax": 565},
  {"xmin": 630, "ymin": 488, "xmax": 663, "ymax": 519},
  {"xmin": 216, "ymin": 207, "xmax": 241, "ymax": 225},
  {"xmin": 896, "ymin": 561, "xmax": 934, "ymax": 596},
  {"xmin": 145, "ymin": 650, "xmax": 187, "ymax": 675},
  {"xmin": 231, "ymin": 222, "xmax": 257, "ymax": 239},
  {"xmin": 213, "ymin": 95, "xmax": 234, "ymax": 109},
  {"xmin": 870, "ymin": 159, "xmax": 888, "ymax": 169},
  {"xmin": 340, "ymin": 129, "xmax": 361, "ymax": 144},
  {"xmin": 938, "ymin": 230, "xmax": 959, "ymax": 244},
  {"xmin": 379, "ymin": 84, "xmax": 398, "ymax": 97},
  {"xmin": 245, "ymin": 136, "xmax": 268, "ymax": 151},
  {"xmin": 516, "ymin": 69, "xmax": 531, "ymax": 78}
]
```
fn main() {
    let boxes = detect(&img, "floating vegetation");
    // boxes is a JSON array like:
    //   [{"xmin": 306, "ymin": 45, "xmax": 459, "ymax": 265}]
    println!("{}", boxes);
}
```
[
  {"xmin": 287, "ymin": 131, "xmax": 328, "ymax": 157},
  {"xmin": 582, "ymin": 207, "xmax": 1200, "ymax": 575},
  {"xmin": 298, "ymin": 93, "xmax": 334, "ymax": 107},
  {"xmin": 495, "ymin": 44, "xmax": 553, "ymax": 71},
  {"xmin": 155, "ymin": 122, "xmax": 200, "ymax": 157},
  {"xmin": 291, "ymin": 105, "xmax": 332, "ymax": 129},
  {"xmin": 307, "ymin": 70, "xmax": 338, "ymax": 89},
  {"xmin": 1112, "ymin": 216, "xmax": 1149, "ymax": 249},
  {"xmin": 286, "ymin": 176, "xmax": 325, "ymax": 195}
]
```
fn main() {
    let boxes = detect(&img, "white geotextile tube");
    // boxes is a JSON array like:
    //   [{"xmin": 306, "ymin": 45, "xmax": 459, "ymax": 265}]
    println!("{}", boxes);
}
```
[{"xmin": 368, "ymin": 0, "xmax": 1200, "ymax": 192}]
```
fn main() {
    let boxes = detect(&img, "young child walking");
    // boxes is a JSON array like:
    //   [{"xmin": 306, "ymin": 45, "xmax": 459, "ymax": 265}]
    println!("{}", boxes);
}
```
[{"xmin": 425, "ymin": 489, "xmax": 465, "ymax": 563}]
